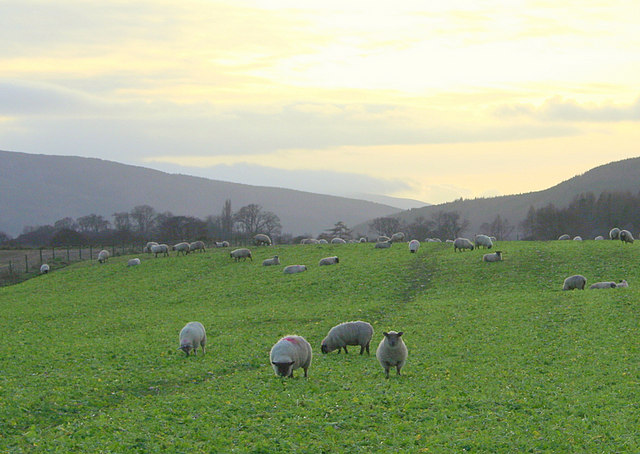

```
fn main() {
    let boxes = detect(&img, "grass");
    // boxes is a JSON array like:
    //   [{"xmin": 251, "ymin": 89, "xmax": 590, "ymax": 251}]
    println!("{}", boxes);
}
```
[{"xmin": 1, "ymin": 240, "xmax": 639, "ymax": 452}]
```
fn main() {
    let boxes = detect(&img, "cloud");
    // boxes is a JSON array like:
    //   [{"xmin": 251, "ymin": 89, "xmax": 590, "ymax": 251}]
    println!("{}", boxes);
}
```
[{"xmin": 495, "ymin": 96, "xmax": 640, "ymax": 122}]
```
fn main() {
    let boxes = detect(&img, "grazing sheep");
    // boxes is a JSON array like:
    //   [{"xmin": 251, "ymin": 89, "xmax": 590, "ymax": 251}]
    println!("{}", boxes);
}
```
[
  {"xmin": 558, "ymin": 234, "xmax": 571, "ymax": 240},
  {"xmin": 609, "ymin": 228, "xmax": 621, "ymax": 240},
  {"xmin": 573, "ymin": 236, "xmax": 582, "ymax": 241},
  {"xmin": 144, "ymin": 241, "xmax": 159, "ymax": 253},
  {"xmin": 178, "ymin": 321, "xmax": 207, "ymax": 357},
  {"xmin": 482, "ymin": 251, "xmax": 502, "ymax": 262},
  {"xmin": 40, "ymin": 264, "xmax": 50, "ymax": 274},
  {"xmin": 376, "ymin": 331, "xmax": 408, "ymax": 379},
  {"xmin": 230, "ymin": 248, "xmax": 252, "ymax": 261},
  {"xmin": 221, "ymin": 241, "xmax": 230, "ymax": 247},
  {"xmin": 262, "ymin": 255, "xmax": 280, "ymax": 266},
  {"xmin": 321, "ymin": 321, "xmax": 374, "ymax": 355},
  {"xmin": 563, "ymin": 274, "xmax": 587, "ymax": 290},
  {"xmin": 359, "ymin": 237, "xmax": 367, "ymax": 243},
  {"xmin": 453, "ymin": 238, "xmax": 474, "ymax": 252},
  {"xmin": 331, "ymin": 238, "xmax": 347, "ymax": 244},
  {"xmin": 151, "ymin": 244, "xmax": 169, "ymax": 257},
  {"xmin": 620, "ymin": 230, "xmax": 634, "ymax": 244},
  {"xmin": 375, "ymin": 241, "xmax": 392, "ymax": 249},
  {"xmin": 489, "ymin": 236, "xmax": 497, "ymax": 242},
  {"xmin": 318, "ymin": 239, "xmax": 328, "ymax": 244},
  {"xmin": 173, "ymin": 242, "xmax": 191, "ymax": 255},
  {"xmin": 127, "ymin": 258, "xmax": 141, "ymax": 267},
  {"xmin": 97, "ymin": 249, "xmax": 110, "ymax": 263},
  {"xmin": 594, "ymin": 236, "xmax": 605, "ymax": 241},
  {"xmin": 283, "ymin": 264, "xmax": 307, "ymax": 274},
  {"xmin": 377, "ymin": 236, "xmax": 390, "ymax": 243},
  {"xmin": 475, "ymin": 234, "xmax": 493, "ymax": 249},
  {"xmin": 189, "ymin": 240, "xmax": 206, "ymax": 253},
  {"xmin": 408, "ymin": 240, "xmax": 420, "ymax": 253},
  {"xmin": 318, "ymin": 256, "xmax": 339, "ymax": 266},
  {"xmin": 617, "ymin": 279, "xmax": 629, "ymax": 288},
  {"xmin": 390, "ymin": 232, "xmax": 405, "ymax": 243},
  {"xmin": 254, "ymin": 234, "xmax": 272, "ymax": 246},
  {"xmin": 445, "ymin": 239, "xmax": 454, "ymax": 243},
  {"xmin": 589, "ymin": 281, "xmax": 617, "ymax": 289},
  {"xmin": 269, "ymin": 335, "xmax": 312, "ymax": 378}
]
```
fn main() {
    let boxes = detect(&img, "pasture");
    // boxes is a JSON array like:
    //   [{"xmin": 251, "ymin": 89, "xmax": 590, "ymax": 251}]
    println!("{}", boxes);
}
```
[{"xmin": 1, "ymin": 240, "xmax": 639, "ymax": 452}]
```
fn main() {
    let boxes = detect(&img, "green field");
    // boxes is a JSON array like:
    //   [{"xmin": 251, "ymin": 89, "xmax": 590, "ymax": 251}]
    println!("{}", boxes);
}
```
[{"xmin": 1, "ymin": 241, "xmax": 639, "ymax": 452}]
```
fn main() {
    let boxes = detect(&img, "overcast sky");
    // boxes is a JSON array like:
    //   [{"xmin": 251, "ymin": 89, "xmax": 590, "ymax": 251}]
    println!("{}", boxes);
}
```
[{"xmin": 1, "ymin": 1, "xmax": 639, "ymax": 204}]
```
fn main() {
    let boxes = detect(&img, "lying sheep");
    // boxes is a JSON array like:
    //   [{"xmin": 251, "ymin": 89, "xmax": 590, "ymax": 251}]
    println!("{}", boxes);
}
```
[
  {"xmin": 563, "ymin": 274, "xmax": 587, "ymax": 290},
  {"xmin": 390, "ymin": 232, "xmax": 405, "ymax": 243},
  {"xmin": 377, "ymin": 236, "xmax": 390, "ymax": 243},
  {"xmin": 178, "ymin": 321, "xmax": 207, "ymax": 356},
  {"xmin": 376, "ymin": 331, "xmax": 408, "ymax": 379},
  {"xmin": 97, "ymin": 249, "xmax": 110, "ymax": 263},
  {"xmin": 558, "ymin": 234, "xmax": 571, "ymax": 240},
  {"xmin": 283, "ymin": 264, "xmax": 307, "ymax": 274},
  {"xmin": 254, "ymin": 234, "xmax": 272, "ymax": 246},
  {"xmin": 453, "ymin": 238, "xmax": 474, "ymax": 252},
  {"xmin": 151, "ymin": 244, "xmax": 169, "ymax": 257},
  {"xmin": 482, "ymin": 251, "xmax": 502, "ymax": 262},
  {"xmin": 127, "ymin": 258, "xmax": 141, "ymax": 267},
  {"xmin": 620, "ymin": 230, "xmax": 634, "ymax": 244},
  {"xmin": 589, "ymin": 281, "xmax": 617, "ymax": 289},
  {"xmin": 230, "ymin": 248, "xmax": 252, "ymax": 261},
  {"xmin": 173, "ymin": 242, "xmax": 191, "ymax": 255},
  {"xmin": 321, "ymin": 321, "xmax": 373, "ymax": 355},
  {"xmin": 594, "ymin": 236, "xmax": 605, "ymax": 241},
  {"xmin": 408, "ymin": 240, "xmax": 420, "ymax": 253},
  {"xmin": 40, "ymin": 264, "xmax": 50, "ymax": 274},
  {"xmin": 475, "ymin": 234, "xmax": 493, "ymax": 249},
  {"xmin": 318, "ymin": 239, "xmax": 328, "ymax": 244},
  {"xmin": 331, "ymin": 238, "xmax": 347, "ymax": 244},
  {"xmin": 573, "ymin": 236, "xmax": 582, "ymax": 241},
  {"xmin": 617, "ymin": 279, "xmax": 629, "ymax": 288},
  {"xmin": 189, "ymin": 241, "xmax": 206, "ymax": 253},
  {"xmin": 144, "ymin": 241, "xmax": 159, "ymax": 253},
  {"xmin": 609, "ymin": 228, "xmax": 621, "ymax": 240},
  {"xmin": 269, "ymin": 335, "xmax": 312, "ymax": 378},
  {"xmin": 375, "ymin": 241, "xmax": 392, "ymax": 249},
  {"xmin": 318, "ymin": 256, "xmax": 339, "ymax": 266},
  {"xmin": 262, "ymin": 255, "xmax": 280, "ymax": 266}
]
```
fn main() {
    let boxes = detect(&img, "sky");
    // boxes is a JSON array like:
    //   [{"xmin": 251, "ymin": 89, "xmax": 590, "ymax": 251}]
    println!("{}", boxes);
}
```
[{"xmin": 1, "ymin": 0, "xmax": 639, "ymax": 205}]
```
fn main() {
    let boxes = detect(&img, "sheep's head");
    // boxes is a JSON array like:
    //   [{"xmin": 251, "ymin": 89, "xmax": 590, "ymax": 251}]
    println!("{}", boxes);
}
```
[
  {"xmin": 272, "ymin": 361, "xmax": 295, "ymax": 377},
  {"xmin": 179, "ymin": 342, "xmax": 193, "ymax": 356},
  {"xmin": 383, "ymin": 331, "xmax": 404, "ymax": 347}
]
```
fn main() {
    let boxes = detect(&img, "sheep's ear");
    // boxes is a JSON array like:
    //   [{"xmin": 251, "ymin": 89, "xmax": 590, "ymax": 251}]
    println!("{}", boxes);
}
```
[
  {"xmin": 383, "ymin": 332, "xmax": 389, "ymax": 337},
  {"xmin": 397, "ymin": 332, "xmax": 404, "ymax": 336}
]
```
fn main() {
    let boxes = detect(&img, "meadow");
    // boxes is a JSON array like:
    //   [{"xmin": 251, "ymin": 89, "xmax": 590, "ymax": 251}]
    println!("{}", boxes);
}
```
[{"xmin": 1, "ymin": 240, "xmax": 639, "ymax": 452}]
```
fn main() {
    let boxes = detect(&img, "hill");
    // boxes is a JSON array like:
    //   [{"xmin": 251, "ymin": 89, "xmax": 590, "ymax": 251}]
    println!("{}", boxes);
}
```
[
  {"xmin": 1, "ymin": 241, "xmax": 639, "ymax": 451},
  {"xmin": 0, "ymin": 150, "xmax": 402, "ymax": 237},
  {"xmin": 355, "ymin": 156, "xmax": 640, "ymax": 238}
]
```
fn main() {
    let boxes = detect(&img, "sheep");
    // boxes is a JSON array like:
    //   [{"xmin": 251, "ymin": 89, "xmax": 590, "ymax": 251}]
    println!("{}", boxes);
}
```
[
  {"xmin": 594, "ymin": 236, "xmax": 605, "ymax": 241},
  {"xmin": 331, "ymin": 238, "xmax": 347, "ymax": 244},
  {"xmin": 221, "ymin": 241, "xmax": 230, "ymax": 247},
  {"xmin": 262, "ymin": 255, "xmax": 280, "ymax": 266},
  {"xmin": 609, "ymin": 228, "xmax": 621, "ymax": 240},
  {"xmin": 558, "ymin": 234, "xmax": 571, "ymax": 240},
  {"xmin": 620, "ymin": 230, "xmax": 634, "ymax": 244},
  {"xmin": 475, "ymin": 234, "xmax": 493, "ymax": 249},
  {"xmin": 127, "ymin": 258, "xmax": 141, "ymax": 267},
  {"xmin": 215, "ymin": 241, "xmax": 230, "ymax": 248},
  {"xmin": 482, "ymin": 251, "xmax": 502, "ymax": 262},
  {"xmin": 318, "ymin": 239, "xmax": 328, "ymax": 244},
  {"xmin": 432, "ymin": 238, "xmax": 442, "ymax": 242},
  {"xmin": 573, "ymin": 236, "xmax": 582, "ymax": 241},
  {"xmin": 563, "ymin": 274, "xmax": 587, "ymax": 290},
  {"xmin": 151, "ymin": 244, "xmax": 169, "ymax": 257},
  {"xmin": 376, "ymin": 331, "xmax": 408, "ymax": 379},
  {"xmin": 408, "ymin": 240, "xmax": 420, "ymax": 253},
  {"xmin": 318, "ymin": 256, "xmax": 339, "ymax": 266},
  {"xmin": 321, "ymin": 321, "xmax": 374, "ymax": 355},
  {"xmin": 230, "ymin": 248, "xmax": 252, "ymax": 261},
  {"xmin": 40, "ymin": 264, "xmax": 50, "ymax": 274},
  {"xmin": 178, "ymin": 321, "xmax": 206, "ymax": 356},
  {"xmin": 453, "ymin": 238, "xmax": 474, "ymax": 252},
  {"xmin": 189, "ymin": 240, "xmax": 206, "ymax": 253},
  {"xmin": 374, "ymin": 241, "xmax": 392, "ymax": 249},
  {"xmin": 589, "ymin": 281, "xmax": 617, "ymax": 289},
  {"xmin": 97, "ymin": 249, "xmax": 110, "ymax": 263},
  {"xmin": 445, "ymin": 239, "xmax": 454, "ymax": 243},
  {"xmin": 144, "ymin": 241, "xmax": 159, "ymax": 253},
  {"xmin": 617, "ymin": 279, "xmax": 629, "ymax": 288},
  {"xmin": 283, "ymin": 264, "xmax": 307, "ymax": 274},
  {"xmin": 254, "ymin": 234, "xmax": 272, "ymax": 246},
  {"xmin": 489, "ymin": 236, "xmax": 497, "ymax": 242},
  {"xmin": 172, "ymin": 242, "xmax": 191, "ymax": 255},
  {"xmin": 359, "ymin": 237, "xmax": 367, "ymax": 243},
  {"xmin": 377, "ymin": 236, "xmax": 390, "ymax": 243},
  {"xmin": 269, "ymin": 335, "xmax": 312, "ymax": 378},
  {"xmin": 390, "ymin": 232, "xmax": 405, "ymax": 243}
]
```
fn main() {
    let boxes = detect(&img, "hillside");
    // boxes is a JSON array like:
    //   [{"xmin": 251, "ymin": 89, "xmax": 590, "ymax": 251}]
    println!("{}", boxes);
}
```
[
  {"xmin": 355, "ymin": 156, "xmax": 640, "ymax": 238},
  {"xmin": 0, "ymin": 150, "xmax": 402, "ymax": 236}
]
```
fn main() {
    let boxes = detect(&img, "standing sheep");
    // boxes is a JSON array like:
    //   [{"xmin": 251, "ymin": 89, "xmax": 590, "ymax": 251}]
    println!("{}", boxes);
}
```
[
  {"xmin": 453, "ymin": 238, "xmax": 474, "ymax": 252},
  {"xmin": 376, "ymin": 331, "xmax": 408, "ymax": 379},
  {"xmin": 262, "ymin": 255, "xmax": 280, "ymax": 266},
  {"xmin": 377, "ymin": 236, "xmax": 390, "ymax": 243},
  {"xmin": 127, "ymin": 258, "xmax": 141, "ymax": 267},
  {"xmin": 151, "ymin": 244, "xmax": 169, "ymax": 257},
  {"xmin": 475, "ymin": 234, "xmax": 493, "ymax": 249},
  {"xmin": 408, "ymin": 240, "xmax": 420, "ymax": 253},
  {"xmin": 609, "ymin": 228, "xmax": 621, "ymax": 240},
  {"xmin": 620, "ymin": 230, "xmax": 634, "ymax": 244},
  {"xmin": 189, "ymin": 241, "xmax": 206, "ymax": 253},
  {"xmin": 563, "ymin": 274, "xmax": 587, "ymax": 290},
  {"xmin": 283, "ymin": 265, "xmax": 307, "ymax": 274},
  {"xmin": 318, "ymin": 256, "xmax": 339, "ymax": 266},
  {"xmin": 40, "ymin": 264, "xmax": 50, "ymax": 274},
  {"xmin": 482, "ymin": 251, "xmax": 502, "ymax": 262},
  {"xmin": 173, "ymin": 242, "xmax": 191, "ymax": 255},
  {"xmin": 318, "ymin": 239, "xmax": 328, "ymax": 244},
  {"xmin": 178, "ymin": 321, "xmax": 207, "ymax": 356},
  {"xmin": 269, "ymin": 335, "xmax": 313, "ymax": 378},
  {"xmin": 390, "ymin": 232, "xmax": 405, "ymax": 243},
  {"xmin": 97, "ymin": 249, "xmax": 110, "ymax": 263},
  {"xmin": 230, "ymin": 248, "xmax": 252, "ymax": 261},
  {"xmin": 254, "ymin": 234, "xmax": 272, "ymax": 246},
  {"xmin": 144, "ymin": 241, "xmax": 159, "ymax": 253},
  {"xmin": 321, "ymin": 321, "xmax": 373, "ymax": 355}
]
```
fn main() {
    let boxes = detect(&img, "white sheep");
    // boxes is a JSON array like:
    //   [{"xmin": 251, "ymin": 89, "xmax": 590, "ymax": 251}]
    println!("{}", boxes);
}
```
[
  {"xmin": 620, "ymin": 230, "xmax": 634, "ymax": 244},
  {"xmin": 127, "ymin": 258, "xmax": 141, "ymax": 267},
  {"xmin": 189, "ymin": 240, "xmax": 206, "ymax": 253},
  {"xmin": 321, "ymin": 321, "xmax": 374, "ymax": 355},
  {"xmin": 178, "ymin": 321, "xmax": 207, "ymax": 356},
  {"xmin": 617, "ymin": 279, "xmax": 629, "ymax": 288},
  {"xmin": 359, "ymin": 237, "xmax": 367, "ymax": 243},
  {"xmin": 563, "ymin": 274, "xmax": 587, "ymax": 290},
  {"xmin": 589, "ymin": 281, "xmax": 617, "ymax": 289},
  {"xmin": 609, "ymin": 228, "xmax": 621, "ymax": 240},
  {"xmin": 97, "ymin": 249, "xmax": 110, "ymax": 263},
  {"xmin": 254, "ymin": 234, "xmax": 272, "ymax": 246},
  {"xmin": 453, "ymin": 238, "xmax": 474, "ymax": 252},
  {"xmin": 390, "ymin": 232, "xmax": 405, "ymax": 243},
  {"xmin": 283, "ymin": 265, "xmax": 307, "ymax": 274},
  {"xmin": 230, "ymin": 248, "xmax": 252, "ymax": 261},
  {"xmin": 40, "ymin": 264, "xmax": 50, "ymax": 274},
  {"xmin": 262, "ymin": 255, "xmax": 280, "ymax": 266},
  {"xmin": 376, "ymin": 331, "xmax": 408, "ymax": 379},
  {"xmin": 318, "ymin": 256, "xmax": 339, "ymax": 266},
  {"xmin": 269, "ymin": 335, "xmax": 312, "ymax": 378},
  {"xmin": 594, "ymin": 236, "xmax": 605, "ymax": 241},
  {"xmin": 377, "ymin": 236, "xmax": 390, "ymax": 243},
  {"xmin": 151, "ymin": 244, "xmax": 169, "ymax": 257},
  {"xmin": 408, "ymin": 240, "xmax": 420, "ymax": 253},
  {"xmin": 482, "ymin": 251, "xmax": 502, "ymax": 262},
  {"xmin": 573, "ymin": 236, "xmax": 582, "ymax": 241},
  {"xmin": 331, "ymin": 238, "xmax": 347, "ymax": 244},
  {"xmin": 173, "ymin": 242, "xmax": 191, "ymax": 255},
  {"xmin": 144, "ymin": 241, "xmax": 159, "ymax": 253},
  {"xmin": 475, "ymin": 234, "xmax": 493, "ymax": 249},
  {"xmin": 318, "ymin": 239, "xmax": 328, "ymax": 244},
  {"xmin": 374, "ymin": 241, "xmax": 392, "ymax": 249},
  {"xmin": 558, "ymin": 234, "xmax": 571, "ymax": 240}
]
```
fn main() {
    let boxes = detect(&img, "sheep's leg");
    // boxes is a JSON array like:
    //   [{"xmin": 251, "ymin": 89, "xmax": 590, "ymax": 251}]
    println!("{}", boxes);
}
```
[
  {"xmin": 359, "ymin": 345, "xmax": 365, "ymax": 355},
  {"xmin": 396, "ymin": 365, "xmax": 402, "ymax": 376},
  {"xmin": 201, "ymin": 343, "xmax": 206, "ymax": 355},
  {"xmin": 343, "ymin": 346, "xmax": 348, "ymax": 354},
  {"xmin": 303, "ymin": 367, "xmax": 308, "ymax": 378},
  {"xmin": 365, "ymin": 342, "xmax": 370, "ymax": 355},
  {"xmin": 384, "ymin": 366, "xmax": 390, "ymax": 379}
]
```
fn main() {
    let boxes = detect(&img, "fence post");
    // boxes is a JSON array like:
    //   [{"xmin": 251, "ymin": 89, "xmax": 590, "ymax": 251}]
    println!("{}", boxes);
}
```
[
  {"xmin": 90, "ymin": 245, "xmax": 93, "ymax": 260},
  {"xmin": 25, "ymin": 255, "xmax": 29, "ymax": 273},
  {"xmin": 112, "ymin": 245, "xmax": 115, "ymax": 257},
  {"xmin": 9, "ymin": 260, "xmax": 12, "ymax": 274},
  {"xmin": 39, "ymin": 248, "xmax": 43, "ymax": 265},
  {"xmin": 79, "ymin": 246, "xmax": 82, "ymax": 260},
  {"xmin": 52, "ymin": 247, "xmax": 55, "ymax": 260},
  {"xmin": 67, "ymin": 247, "xmax": 70, "ymax": 262}
]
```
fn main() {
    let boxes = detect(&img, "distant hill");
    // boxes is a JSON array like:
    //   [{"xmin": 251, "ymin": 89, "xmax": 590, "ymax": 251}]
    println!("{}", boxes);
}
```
[
  {"xmin": 354, "ymin": 156, "xmax": 640, "ymax": 239},
  {"xmin": 0, "ymin": 150, "xmax": 403, "ymax": 237},
  {"xmin": 345, "ymin": 193, "xmax": 430, "ymax": 210}
]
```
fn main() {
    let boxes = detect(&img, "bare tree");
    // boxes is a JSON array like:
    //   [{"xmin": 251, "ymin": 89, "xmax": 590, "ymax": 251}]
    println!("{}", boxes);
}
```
[
  {"xmin": 234, "ymin": 204, "xmax": 281, "ymax": 237},
  {"xmin": 77, "ymin": 214, "xmax": 110, "ymax": 233},
  {"xmin": 325, "ymin": 221, "xmax": 352, "ymax": 239},
  {"xmin": 54, "ymin": 217, "xmax": 78, "ymax": 231},
  {"xmin": 130, "ymin": 205, "xmax": 156, "ymax": 235},
  {"xmin": 369, "ymin": 217, "xmax": 401, "ymax": 237},
  {"xmin": 431, "ymin": 210, "xmax": 469, "ymax": 240},
  {"xmin": 220, "ymin": 199, "xmax": 233, "ymax": 239},
  {"xmin": 112, "ymin": 212, "xmax": 132, "ymax": 232}
]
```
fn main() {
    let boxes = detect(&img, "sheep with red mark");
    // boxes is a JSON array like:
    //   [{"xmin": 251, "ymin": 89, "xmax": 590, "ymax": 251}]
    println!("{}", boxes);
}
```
[{"xmin": 269, "ymin": 335, "xmax": 312, "ymax": 378}]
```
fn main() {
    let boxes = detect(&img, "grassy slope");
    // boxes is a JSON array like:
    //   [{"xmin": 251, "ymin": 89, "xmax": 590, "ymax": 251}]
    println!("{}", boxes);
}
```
[{"xmin": 1, "ymin": 241, "xmax": 639, "ymax": 452}]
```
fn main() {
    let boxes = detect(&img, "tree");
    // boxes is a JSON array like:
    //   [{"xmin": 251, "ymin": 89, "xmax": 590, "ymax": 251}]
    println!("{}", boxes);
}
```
[
  {"xmin": 112, "ymin": 212, "xmax": 132, "ymax": 232},
  {"xmin": 157, "ymin": 215, "xmax": 207, "ymax": 241},
  {"xmin": 480, "ymin": 214, "xmax": 515, "ymax": 240},
  {"xmin": 369, "ymin": 217, "xmax": 401, "ymax": 237},
  {"xmin": 325, "ymin": 221, "xmax": 352, "ymax": 239},
  {"xmin": 220, "ymin": 199, "xmax": 233, "ymax": 239},
  {"xmin": 77, "ymin": 214, "xmax": 110, "ymax": 233},
  {"xmin": 431, "ymin": 210, "xmax": 469, "ymax": 240},
  {"xmin": 50, "ymin": 228, "xmax": 87, "ymax": 247},
  {"xmin": 130, "ymin": 205, "xmax": 156, "ymax": 235},
  {"xmin": 234, "ymin": 204, "xmax": 281, "ymax": 237},
  {"xmin": 0, "ymin": 231, "xmax": 12, "ymax": 245},
  {"xmin": 54, "ymin": 217, "xmax": 78, "ymax": 231},
  {"xmin": 405, "ymin": 216, "xmax": 433, "ymax": 241}
]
